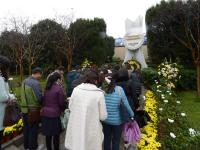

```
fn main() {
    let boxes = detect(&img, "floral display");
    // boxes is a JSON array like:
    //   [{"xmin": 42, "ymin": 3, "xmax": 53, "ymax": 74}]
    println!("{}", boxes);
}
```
[
  {"xmin": 127, "ymin": 59, "xmax": 141, "ymax": 70},
  {"xmin": 139, "ymin": 60, "xmax": 200, "ymax": 149},
  {"xmin": 3, "ymin": 119, "xmax": 23, "ymax": 136},
  {"xmin": 81, "ymin": 58, "xmax": 93, "ymax": 69},
  {"xmin": 152, "ymin": 61, "xmax": 200, "ymax": 149},
  {"xmin": 158, "ymin": 60, "xmax": 181, "ymax": 89},
  {"xmin": 137, "ymin": 91, "xmax": 161, "ymax": 150}
]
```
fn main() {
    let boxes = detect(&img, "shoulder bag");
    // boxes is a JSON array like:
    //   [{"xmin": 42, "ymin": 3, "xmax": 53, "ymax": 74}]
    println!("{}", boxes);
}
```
[{"xmin": 24, "ymin": 83, "xmax": 41, "ymax": 123}]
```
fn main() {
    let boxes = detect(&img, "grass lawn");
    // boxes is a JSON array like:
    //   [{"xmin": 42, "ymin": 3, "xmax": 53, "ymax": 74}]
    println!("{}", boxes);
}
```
[
  {"xmin": 178, "ymin": 91, "xmax": 200, "ymax": 130},
  {"xmin": 10, "ymin": 75, "xmax": 66, "ymax": 98}
]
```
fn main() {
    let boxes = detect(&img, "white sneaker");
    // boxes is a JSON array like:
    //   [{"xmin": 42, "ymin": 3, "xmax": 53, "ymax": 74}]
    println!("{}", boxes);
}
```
[{"xmin": 124, "ymin": 143, "xmax": 130, "ymax": 149}]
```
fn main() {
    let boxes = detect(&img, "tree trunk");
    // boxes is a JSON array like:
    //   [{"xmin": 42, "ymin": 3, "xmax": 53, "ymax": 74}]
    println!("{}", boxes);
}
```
[
  {"xmin": 67, "ymin": 48, "xmax": 73, "ymax": 72},
  {"xmin": 29, "ymin": 64, "xmax": 32, "ymax": 75},
  {"xmin": 15, "ymin": 65, "xmax": 18, "ymax": 76},
  {"xmin": 197, "ymin": 62, "xmax": 200, "ymax": 96},
  {"xmin": 19, "ymin": 63, "xmax": 24, "ymax": 82},
  {"xmin": 67, "ymin": 56, "xmax": 72, "ymax": 72}
]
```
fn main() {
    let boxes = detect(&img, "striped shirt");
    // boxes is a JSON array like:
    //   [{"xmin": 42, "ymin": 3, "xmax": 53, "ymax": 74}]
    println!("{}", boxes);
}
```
[{"xmin": 104, "ymin": 86, "xmax": 134, "ymax": 125}]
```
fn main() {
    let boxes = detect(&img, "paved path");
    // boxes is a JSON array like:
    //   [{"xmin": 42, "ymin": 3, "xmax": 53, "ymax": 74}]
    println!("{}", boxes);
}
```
[
  {"xmin": 3, "ymin": 132, "xmax": 67, "ymax": 150},
  {"xmin": 3, "ymin": 132, "xmax": 125, "ymax": 150}
]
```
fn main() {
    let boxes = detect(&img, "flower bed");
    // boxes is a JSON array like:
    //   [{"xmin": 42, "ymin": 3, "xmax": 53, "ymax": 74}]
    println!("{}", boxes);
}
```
[
  {"xmin": 140, "ymin": 60, "xmax": 200, "ymax": 150},
  {"xmin": 137, "ymin": 91, "xmax": 161, "ymax": 150},
  {"xmin": 1, "ymin": 119, "xmax": 23, "ymax": 144},
  {"xmin": 153, "ymin": 82, "xmax": 200, "ymax": 150}
]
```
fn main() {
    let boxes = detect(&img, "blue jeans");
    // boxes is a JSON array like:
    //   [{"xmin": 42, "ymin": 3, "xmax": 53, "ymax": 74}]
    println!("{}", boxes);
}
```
[
  {"xmin": 22, "ymin": 114, "xmax": 39, "ymax": 150},
  {"xmin": 103, "ymin": 123, "xmax": 122, "ymax": 150}
]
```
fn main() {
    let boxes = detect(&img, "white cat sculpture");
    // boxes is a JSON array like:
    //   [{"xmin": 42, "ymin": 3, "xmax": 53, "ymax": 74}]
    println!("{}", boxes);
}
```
[{"xmin": 123, "ymin": 16, "xmax": 147, "ymax": 68}]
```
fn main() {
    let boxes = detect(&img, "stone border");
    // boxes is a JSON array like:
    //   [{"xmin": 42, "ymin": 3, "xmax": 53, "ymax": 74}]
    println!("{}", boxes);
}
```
[{"xmin": 2, "ymin": 134, "xmax": 23, "ymax": 149}]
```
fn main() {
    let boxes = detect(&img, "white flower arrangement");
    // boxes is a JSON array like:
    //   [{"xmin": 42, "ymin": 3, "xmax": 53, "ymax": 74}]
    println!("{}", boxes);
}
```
[{"xmin": 158, "ymin": 60, "xmax": 181, "ymax": 89}]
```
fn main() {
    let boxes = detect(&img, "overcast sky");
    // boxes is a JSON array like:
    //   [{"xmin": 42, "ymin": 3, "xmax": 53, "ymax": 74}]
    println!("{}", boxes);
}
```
[{"xmin": 0, "ymin": 0, "xmax": 161, "ymax": 38}]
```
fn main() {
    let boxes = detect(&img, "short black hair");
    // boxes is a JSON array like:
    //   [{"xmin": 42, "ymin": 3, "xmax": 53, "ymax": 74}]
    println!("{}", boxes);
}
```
[{"xmin": 32, "ymin": 67, "xmax": 43, "ymax": 74}]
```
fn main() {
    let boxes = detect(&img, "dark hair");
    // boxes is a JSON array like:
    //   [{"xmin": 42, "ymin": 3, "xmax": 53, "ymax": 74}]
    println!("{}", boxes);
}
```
[
  {"xmin": 83, "ymin": 70, "xmax": 99, "ymax": 85},
  {"xmin": 114, "ymin": 65, "xmax": 120, "ymax": 71},
  {"xmin": 0, "ymin": 55, "xmax": 11, "ymax": 82},
  {"xmin": 117, "ymin": 68, "xmax": 129, "ymax": 82},
  {"xmin": 46, "ymin": 72, "xmax": 61, "ymax": 90},
  {"xmin": 32, "ymin": 67, "xmax": 43, "ymax": 74},
  {"xmin": 57, "ymin": 66, "xmax": 65, "ymax": 71},
  {"xmin": 106, "ymin": 71, "xmax": 118, "ymax": 93},
  {"xmin": 125, "ymin": 63, "xmax": 131, "ymax": 70},
  {"xmin": 102, "ymin": 69, "xmax": 108, "ymax": 75}
]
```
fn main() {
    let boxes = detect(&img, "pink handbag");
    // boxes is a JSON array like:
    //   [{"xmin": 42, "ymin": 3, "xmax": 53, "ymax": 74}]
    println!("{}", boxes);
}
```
[{"xmin": 123, "ymin": 120, "xmax": 141, "ymax": 144}]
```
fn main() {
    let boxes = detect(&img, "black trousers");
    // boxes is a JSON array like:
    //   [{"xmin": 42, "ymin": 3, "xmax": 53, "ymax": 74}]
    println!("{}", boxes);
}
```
[
  {"xmin": 22, "ymin": 113, "xmax": 39, "ymax": 150},
  {"xmin": 102, "ymin": 123, "xmax": 122, "ymax": 150},
  {"xmin": 46, "ymin": 135, "xmax": 60, "ymax": 150},
  {"xmin": 0, "ymin": 130, "xmax": 3, "ymax": 150}
]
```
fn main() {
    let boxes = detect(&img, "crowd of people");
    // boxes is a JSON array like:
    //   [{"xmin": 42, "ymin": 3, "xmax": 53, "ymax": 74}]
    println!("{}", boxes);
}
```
[{"xmin": 0, "ymin": 55, "xmax": 143, "ymax": 150}]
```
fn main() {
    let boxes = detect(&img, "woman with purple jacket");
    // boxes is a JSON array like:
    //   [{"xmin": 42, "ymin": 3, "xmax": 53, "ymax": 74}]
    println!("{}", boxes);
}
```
[{"xmin": 41, "ymin": 72, "xmax": 65, "ymax": 150}]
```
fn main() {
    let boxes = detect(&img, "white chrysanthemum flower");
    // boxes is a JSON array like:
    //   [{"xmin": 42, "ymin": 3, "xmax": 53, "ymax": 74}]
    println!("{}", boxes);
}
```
[
  {"xmin": 170, "ymin": 132, "xmax": 176, "ymax": 138},
  {"xmin": 164, "ymin": 100, "xmax": 168, "ymax": 103},
  {"xmin": 157, "ymin": 85, "xmax": 161, "ymax": 88},
  {"xmin": 168, "ymin": 118, "xmax": 174, "ymax": 123},
  {"xmin": 176, "ymin": 101, "xmax": 181, "ymax": 104},
  {"xmin": 189, "ymin": 128, "xmax": 196, "ymax": 137},
  {"xmin": 159, "ymin": 108, "xmax": 163, "ymax": 111},
  {"xmin": 181, "ymin": 113, "xmax": 186, "ymax": 117}
]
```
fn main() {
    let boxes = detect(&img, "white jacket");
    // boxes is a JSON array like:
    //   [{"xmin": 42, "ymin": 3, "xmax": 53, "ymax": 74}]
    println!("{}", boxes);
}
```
[
  {"xmin": 0, "ymin": 76, "xmax": 10, "ymax": 131},
  {"xmin": 65, "ymin": 83, "xmax": 107, "ymax": 150}
]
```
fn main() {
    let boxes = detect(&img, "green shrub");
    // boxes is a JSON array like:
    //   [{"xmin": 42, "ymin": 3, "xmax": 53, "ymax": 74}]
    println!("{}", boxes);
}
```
[
  {"xmin": 142, "ymin": 67, "xmax": 158, "ymax": 88},
  {"xmin": 177, "ymin": 69, "xmax": 197, "ymax": 90}
]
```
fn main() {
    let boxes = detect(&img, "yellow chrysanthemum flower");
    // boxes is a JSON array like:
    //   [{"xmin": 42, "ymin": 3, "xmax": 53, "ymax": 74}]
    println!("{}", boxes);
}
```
[{"xmin": 137, "ymin": 91, "xmax": 161, "ymax": 150}]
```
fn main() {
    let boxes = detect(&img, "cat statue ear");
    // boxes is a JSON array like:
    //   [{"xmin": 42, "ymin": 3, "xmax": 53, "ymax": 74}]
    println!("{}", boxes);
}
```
[{"xmin": 123, "ymin": 16, "xmax": 147, "ymax": 69}]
